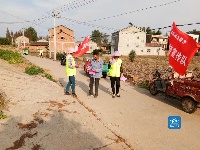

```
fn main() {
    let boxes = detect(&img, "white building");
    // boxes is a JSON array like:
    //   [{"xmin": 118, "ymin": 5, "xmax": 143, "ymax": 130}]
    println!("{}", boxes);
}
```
[
  {"xmin": 15, "ymin": 36, "xmax": 29, "ymax": 47},
  {"xmin": 88, "ymin": 41, "xmax": 98, "ymax": 53},
  {"xmin": 151, "ymin": 35, "xmax": 168, "ymax": 50},
  {"xmin": 111, "ymin": 25, "xmax": 165, "ymax": 56},
  {"xmin": 188, "ymin": 34, "xmax": 199, "ymax": 43}
]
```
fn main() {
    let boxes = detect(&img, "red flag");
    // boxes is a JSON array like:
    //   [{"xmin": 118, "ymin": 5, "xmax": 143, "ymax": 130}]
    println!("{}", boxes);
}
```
[
  {"xmin": 74, "ymin": 36, "xmax": 90, "ymax": 57},
  {"xmin": 169, "ymin": 22, "xmax": 199, "ymax": 75}
]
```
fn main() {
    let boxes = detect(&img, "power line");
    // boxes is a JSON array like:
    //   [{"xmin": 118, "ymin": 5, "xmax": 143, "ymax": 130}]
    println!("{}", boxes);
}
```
[
  {"xmin": 119, "ymin": 22, "xmax": 200, "ymax": 35},
  {"xmin": 0, "ymin": 21, "xmax": 25, "ymax": 24},
  {"xmin": 32, "ymin": 0, "xmax": 98, "ymax": 26},
  {"xmin": 60, "ymin": 17, "xmax": 116, "ymax": 31},
  {"xmin": 87, "ymin": 0, "xmax": 182, "ymax": 22}
]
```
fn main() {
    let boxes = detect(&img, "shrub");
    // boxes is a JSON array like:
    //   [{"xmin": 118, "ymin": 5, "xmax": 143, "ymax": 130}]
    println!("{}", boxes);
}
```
[
  {"xmin": 0, "ymin": 37, "xmax": 11, "ymax": 45},
  {"xmin": 137, "ymin": 81, "xmax": 149, "ymax": 89},
  {"xmin": 0, "ymin": 49, "xmax": 23, "ymax": 64},
  {"xmin": 25, "ymin": 66, "xmax": 44, "ymax": 75},
  {"xmin": 0, "ymin": 111, "xmax": 8, "ymax": 120},
  {"xmin": 129, "ymin": 50, "xmax": 136, "ymax": 62},
  {"xmin": 56, "ymin": 52, "xmax": 62, "ymax": 61},
  {"xmin": 45, "ymin": 73, "xmax": 53, "ymax": 81}
]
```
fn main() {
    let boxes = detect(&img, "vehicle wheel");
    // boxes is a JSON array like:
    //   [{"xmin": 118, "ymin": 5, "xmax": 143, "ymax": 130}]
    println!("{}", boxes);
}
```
[
  {"xmin": 182, "ymin": 97, "xmax": 197, "ymax": 114},
  {"xmin": 102, "ymin": 73, "xmax": 107, "ymax": 78},
  {"xmin": 149, "ymin": 82, "xmax": 158, "ymax": 95}
]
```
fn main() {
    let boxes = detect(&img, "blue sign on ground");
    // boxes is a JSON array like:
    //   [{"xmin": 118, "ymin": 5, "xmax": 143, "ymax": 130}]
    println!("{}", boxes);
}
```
[{"xmin": 168, "ymin": 116, "xmax": 181, "ymax": 129}]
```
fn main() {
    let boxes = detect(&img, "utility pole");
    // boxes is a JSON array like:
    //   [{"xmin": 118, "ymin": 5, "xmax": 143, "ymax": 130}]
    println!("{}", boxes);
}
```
[
  {"xmin": 52, "ymin": 11, "xmax": 61, "ymax": 61},
  {"xmin": 22, "ymin": 28, "xmax": 25, "ymax": 48},
  {"xmin": 48, "ymin": 33, "xmax": 51, "ymax": 58}
]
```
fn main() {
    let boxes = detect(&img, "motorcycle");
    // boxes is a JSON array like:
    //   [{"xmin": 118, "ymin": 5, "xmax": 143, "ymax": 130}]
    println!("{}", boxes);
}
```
[{"xmin": 149, "ymin": 68, "xmax": 200, "ymax": 113}]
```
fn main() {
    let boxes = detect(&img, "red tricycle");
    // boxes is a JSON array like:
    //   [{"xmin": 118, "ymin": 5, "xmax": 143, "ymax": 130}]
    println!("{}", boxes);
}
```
[{"xmin": 149, "ymin": 69, "xmax": 200, "ymax": 113}]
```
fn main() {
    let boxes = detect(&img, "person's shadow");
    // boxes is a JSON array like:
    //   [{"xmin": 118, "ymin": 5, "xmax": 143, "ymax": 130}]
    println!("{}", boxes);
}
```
[
  {"xmin": 59, "ymin": 70, "xmax": 112, "ymax": 96},
  {"xmin": 0, "ymin": 111, "xmax": 105, "ymax": 150}
]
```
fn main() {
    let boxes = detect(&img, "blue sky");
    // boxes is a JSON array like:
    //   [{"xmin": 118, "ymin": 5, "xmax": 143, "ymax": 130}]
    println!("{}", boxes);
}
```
[{"xmin": 0, "ymin": 0, "xmax": 199, "ymax": 41}]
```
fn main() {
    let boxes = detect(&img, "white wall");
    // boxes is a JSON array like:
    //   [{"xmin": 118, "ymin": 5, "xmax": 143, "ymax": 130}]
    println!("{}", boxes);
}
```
[
  {"xmin": 87, "ymin": 41, "xmax": 98, "ymax": 53},
  {"xmin": 188, "ymin": 34, "xmax": 199, "ymax": 43},
  {"xmin": 118, "ymin": 31, "xmax": 146, "ymax": 55},
  {"xmin": 138, "ymin": 47, "xmax": 165, "ymax": 56}
]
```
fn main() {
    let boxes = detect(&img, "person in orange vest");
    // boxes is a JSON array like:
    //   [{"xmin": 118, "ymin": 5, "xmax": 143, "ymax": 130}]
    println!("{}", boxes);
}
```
[
  {"xmin": 65, "ymin": 48, "xmax": 79, "ymax": 98},
  {"xmin": 109, "ymin": 51, "xmax": 123, "ymax": 98}
]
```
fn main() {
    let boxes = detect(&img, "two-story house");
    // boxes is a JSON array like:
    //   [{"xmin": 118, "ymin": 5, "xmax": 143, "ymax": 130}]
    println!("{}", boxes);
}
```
[
  {"xmin": 111, "ymin": 25, "xmax": 165, "ymax": 56},
  {"xmin": 48, "ymin": 25, "xmax": 75, "ymax": 53},
  {"xmin": 15, "ymin": 36, "xmax": 29, "ymax": 48}
]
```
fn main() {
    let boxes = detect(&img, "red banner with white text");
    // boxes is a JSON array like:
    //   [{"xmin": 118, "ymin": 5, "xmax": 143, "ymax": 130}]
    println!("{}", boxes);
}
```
[
  {"xmin": 169, "ymin": 22, "xmax": 199, "ymax": 75},
  {"xmin": 74, "ymin": 36, "xmax": 90, "ymax": 57}
]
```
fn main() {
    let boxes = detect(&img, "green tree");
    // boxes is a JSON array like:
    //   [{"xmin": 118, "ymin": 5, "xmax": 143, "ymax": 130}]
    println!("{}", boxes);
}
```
[
  {"xmin": 0, "ymin": 37, "xmax": 11, "ymax": 45},
  {"xmin": 129, "ymin": 50, "xmax": 136, "ymax": 62},
  {"xmin": 145, "ymin": 27, "xmax": 161, "ymax": 35},
  {"xmin": 155, "ymin": 30, "xmax": 162, "ymax": 35},
  {"xmin": 6, "ymin": 28, "xmax": 11, "ymax": 41},
  {"xmin": 91, "ymin": 30, "xmax": 109, "ymax": 46},
  {"xmin": 24, "ymin": 27, "xmax": 38, "ymax": 41},
  {"xmin": 101, "ymin": 33, "xmax": 109, "ymax": 45},
  {"xmin": 91, "ymin": 30, "xmax": 102, "ymax": 46},
  {"xmin": 187, "ymin": 29, "xmax": 200, "ymax": 42},
  {"xmin": 146, "ymin": 27, "xmax": 153, "ymax": 34}
]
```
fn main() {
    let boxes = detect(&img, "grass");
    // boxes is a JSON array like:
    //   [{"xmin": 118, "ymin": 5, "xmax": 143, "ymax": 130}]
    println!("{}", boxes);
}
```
[
  {"xmin": 25, "ymin": 66, "xmax": 44, "ymax": 75},
  {"xmin": 0, "ymin": 92, "xmax": 8, "ymax": 120},
  {"xmin": 0, "ymin": 92, "xmax": 6, "ymax": 108},
  {"xmin": 45, "ymin": 73, "xmax": 54, "ymax": 81},
  {"xmin": 0, "ymin": 49, "xmax": 23, "ymax": 64},
  {"xmin": 0, "ymin": 111, "xmax": 9, "ymax": 120}
]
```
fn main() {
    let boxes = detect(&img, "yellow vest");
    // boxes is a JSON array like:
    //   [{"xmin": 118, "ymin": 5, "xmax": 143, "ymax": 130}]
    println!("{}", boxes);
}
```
[
  {"xmin": 39, "ymin": 49, "xmax": 43, "ymax": 54},
  {"xmin": 109, "ymin": 58, "xmax": 122, "ymax": 77},
  {"xmin": 66, "ymin": 55, "xmax": 76, "ymax": 76}
]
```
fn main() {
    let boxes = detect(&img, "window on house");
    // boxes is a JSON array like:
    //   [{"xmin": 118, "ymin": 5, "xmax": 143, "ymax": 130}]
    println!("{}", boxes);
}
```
[
  {"xmin": 147, "ymin": 49, "xmax": 151, "ymax": 52},
  {"xmin": 141, "ymin": 50, "xmax": 143, "ymax": 52},
  {"xmin": 60, "ymin": 29, "xmax": 63, "ymax": 32},
  {"xmin": 127, "ymin": 44, "xmax": 129, "ymax": 47},
  {"xmin": 137, "ymin": 36, "xmax": 139, "ymax": 39},
  {"xmin": 90, "ymin": 47, "xmax": 92, "ymax": 49},
  {"xmin": 61, "ymin": 36, "xmax": 64, "ymax": 40}
]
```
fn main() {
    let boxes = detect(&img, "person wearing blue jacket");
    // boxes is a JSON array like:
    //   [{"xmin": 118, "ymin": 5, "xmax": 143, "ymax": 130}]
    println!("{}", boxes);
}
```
[{"xmin": 88, "ymin": 51, "xmax": 104, "ymax": 98}]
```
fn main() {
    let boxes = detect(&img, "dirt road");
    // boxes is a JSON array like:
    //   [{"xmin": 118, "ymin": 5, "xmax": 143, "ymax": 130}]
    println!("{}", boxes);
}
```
[{"xmin": 1, "ymin": 55, "xmax": 200, "ymax": 150}]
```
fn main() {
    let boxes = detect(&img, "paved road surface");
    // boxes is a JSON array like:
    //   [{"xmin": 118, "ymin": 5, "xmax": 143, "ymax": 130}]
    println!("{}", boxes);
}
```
[{"xmin": 25, "ymin": 56, "xmax": 200, "ymax": 150}]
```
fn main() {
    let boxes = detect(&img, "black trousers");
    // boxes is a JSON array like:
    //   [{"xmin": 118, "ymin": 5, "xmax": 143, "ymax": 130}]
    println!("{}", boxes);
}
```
[
  {"xmin": 89, "ymin": 77, "xmax": 100, "ymax": 96},
  {"xmin": 110, "ymin": 77, "xmax": 120, "ymax": 95}
]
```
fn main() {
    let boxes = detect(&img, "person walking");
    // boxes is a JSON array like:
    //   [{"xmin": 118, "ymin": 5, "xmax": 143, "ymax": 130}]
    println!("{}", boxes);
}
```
[
  {"xmin": 39, "ymin": 49, "xmax": 43, "ymax": 58},
  {"xmin": 109, "ymin": 51, "xmax": 123, "ymax": 98},
  {"xmin": 65, "ymin": 48, "xmax": 79, "ymax": 98},
  {"xmin": 88, "ymin": 51, "xmax": 104, "ymax": 98}
]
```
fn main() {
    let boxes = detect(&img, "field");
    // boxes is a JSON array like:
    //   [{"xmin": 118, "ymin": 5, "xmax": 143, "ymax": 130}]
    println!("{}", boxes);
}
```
[
  {"xmin": 1, "ymin": 45, "xmax": 199, "ymax": 88},
  {"xmin": 78, "ymin": 53, "xmax": 200, "ymax": 88}
]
